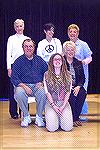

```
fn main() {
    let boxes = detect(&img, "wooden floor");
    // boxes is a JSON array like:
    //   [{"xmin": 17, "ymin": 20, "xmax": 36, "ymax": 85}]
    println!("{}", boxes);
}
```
[{"xmin": 0, "ymin": 94, "xmax": 100, "ymax": 150}]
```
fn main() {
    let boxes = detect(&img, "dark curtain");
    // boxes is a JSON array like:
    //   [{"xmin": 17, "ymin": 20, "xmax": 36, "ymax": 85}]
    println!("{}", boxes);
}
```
[{"xmin": 0, "ymin": 0, "xmax": 100, "ymax": 98}]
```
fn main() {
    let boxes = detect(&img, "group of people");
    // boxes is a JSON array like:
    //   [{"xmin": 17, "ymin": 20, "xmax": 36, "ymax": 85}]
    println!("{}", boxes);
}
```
[{"xmin": 7, "ymin": 19, "xmax": 92, "ymax": 132}]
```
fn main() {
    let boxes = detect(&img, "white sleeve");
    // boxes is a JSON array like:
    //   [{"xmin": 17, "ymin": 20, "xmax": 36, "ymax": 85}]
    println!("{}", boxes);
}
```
[
  {"xmin": 83, "ymin": 56, "xmax": 92, "ymax": 64},
  {"xmin": 43, "ymin": 74, "xmax": 49, "ymax": 94},
  {"xmin": 37, "ymin": 42, "xmax": 43, "ymax": 58},
  {"xmin": 7, "ymin": 37, "xmax": 12, "ymax": 69},
  {"xmin": 54, "ymin": 38, "xmax": 62, "ymax": 54}
]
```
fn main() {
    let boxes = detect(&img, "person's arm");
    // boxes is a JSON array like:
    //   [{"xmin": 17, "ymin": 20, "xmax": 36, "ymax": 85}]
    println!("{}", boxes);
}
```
[
  {"xmin": 82, "ymin": 42, "xmax": 92, "ymax": 65},
  {"xmin": 43, "ymin": 74, "xmax": 60, "ymax": 114},
  {"xmin": 43, "ymin": 74, "xmax": 54, "ymax": 105},
  {"xmin": 55, "ymin": 38, "xmax": 62, "ymax": 54},
  {"xmin": 59, "ymin": 91, "xmax": 71, "ymax": 113},
  {"xmin": 73, "ymin": 60, "xmax": 85, "ymax": 96},
  {"xmin": 18, "ymin": 83, "xmax": 32, "ymax": 95},
  {"xmin": 59, "ymin": 79, "xmax": 72, "ymax": 113},
  {"xmin": 11, "ymin": 61, "xmax": 32, "ymax": 95},
  {"xmin": 82, "ymin": 56, "xmax": 92, "ymax": 65},
  {"xmin": 7, "ymin": 36, "xmax": 12, "ymax": 77},
  {"xmin": 37, "ymin": 42, "xmax": 44, "ymax": 58}
]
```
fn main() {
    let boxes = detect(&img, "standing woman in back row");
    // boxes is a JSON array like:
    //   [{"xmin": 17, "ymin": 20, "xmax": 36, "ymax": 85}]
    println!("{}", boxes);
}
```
[
  {"xmin": 7, "ymin": 19, "xmax": 30, "ymax": 119},
  {"xmin": 37, "ymin": 23, "xmax": 62, "ymax": 64},
  {"xmin": 67, "ymin": 24, "xmax": 92, "ymax": 115}
]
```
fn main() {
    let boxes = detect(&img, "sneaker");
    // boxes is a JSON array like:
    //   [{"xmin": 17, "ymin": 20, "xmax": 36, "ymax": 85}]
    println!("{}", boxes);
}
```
[
  {"xmin": 21, "ymin": 115, "xmax": 31, "ymax": 127},
  {"xmin": 27, "ymin": 115, "xmax": 32, "ymax": 124},
  {"xmin": 21, "ymin": 118, "xmax": 28, "ymax": 127},
  {"xmin": 35, "ymin": 114, "xmax": 45, "ymax": 127}
]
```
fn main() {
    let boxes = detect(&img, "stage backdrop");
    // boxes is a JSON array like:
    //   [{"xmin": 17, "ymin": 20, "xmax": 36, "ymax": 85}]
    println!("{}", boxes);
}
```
[{"xmin": 0, "ymin": 0, "xmax": 100, "ymax": 98}]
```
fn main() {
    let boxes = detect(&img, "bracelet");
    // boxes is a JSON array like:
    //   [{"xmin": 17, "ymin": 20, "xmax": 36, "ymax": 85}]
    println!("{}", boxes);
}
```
[
  {"xmin": 50, "ymin": 102, "xmax": 54, "ymax": 105},
  {"xmin": 50, "ymin": 102, "xmax": 55, "ymax": 107}
]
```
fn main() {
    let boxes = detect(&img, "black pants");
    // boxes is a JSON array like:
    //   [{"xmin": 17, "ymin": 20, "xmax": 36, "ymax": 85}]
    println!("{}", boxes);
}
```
[
  {"xmin": 8, "ymin": 77, "xmax": 18, "ymax": 117},
  {"xmin": 69, "ymin": 87, "xmax": 86, "ymax": 122}
]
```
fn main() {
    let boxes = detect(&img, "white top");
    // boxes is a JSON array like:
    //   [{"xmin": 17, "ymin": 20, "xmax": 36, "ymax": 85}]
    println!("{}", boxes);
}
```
[
  {"xmin": 37, "ymin": 38, "xmax": 62, "ymax": 63},
  {"xmin": 7, "ymin": 33, "xmax": 30, "ymax": 69}
]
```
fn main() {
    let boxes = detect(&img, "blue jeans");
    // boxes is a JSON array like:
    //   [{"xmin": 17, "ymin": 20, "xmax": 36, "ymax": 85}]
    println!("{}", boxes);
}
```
[{"xmin": 14, "ymin": 84, "xmax": 47, "ymax": 118}]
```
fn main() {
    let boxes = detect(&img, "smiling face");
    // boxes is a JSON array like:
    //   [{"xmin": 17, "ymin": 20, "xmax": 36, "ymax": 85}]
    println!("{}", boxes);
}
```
[
  {"xmin": 68, "ymin": 28, "xmax": 79, "ymax": 42},
  {"xmin": 23, "ymin": 40, "xmax": 35, "ymax": 59},
  {"xmin": 53, "ymin": 54, "xmax": 62, "ymax": 68},
  {"xmin": 66, "ymin": 45, "xmax": 75, "ymax": 58},
  {"xmin": 44, "ymin": 27, "xmax": 54, "ymax": 39},
  {"xmin": 14, "ymin": 21, "xmax": 24, "ymax": 34},
  {"xmin": 63, "ymin": 41, "xmax": 76, "ymax": 59}
]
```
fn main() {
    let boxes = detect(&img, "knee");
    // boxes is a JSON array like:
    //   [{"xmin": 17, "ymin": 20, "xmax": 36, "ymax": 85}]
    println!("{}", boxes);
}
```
[
  {"xmin": 14, "ymin": 87, "xmax": 25, "ymax": 97},
  {"xmin": 61, "ymin": 124, "xmax": 73, "ymax": 131},
  {"xmin": 45, "ymin": 109, "xmax": 59, "ymax": 132},
  {"xmin": 46, "ymin": 124, "xmax": 58, "ymax": 132}
]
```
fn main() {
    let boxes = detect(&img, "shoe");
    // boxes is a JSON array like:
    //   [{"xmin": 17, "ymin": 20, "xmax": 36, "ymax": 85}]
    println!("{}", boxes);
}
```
[
  {"xmin": 76, "ymin": 121, "xmax": 82, "ymax": 126},
  {"xmin": 27, "ymin": 115, "xmax": 32, "ymax": 124},
  {"xmin": 35, "ymin": 114, "xmax": 45, "ymax": 127},
  {"xmin": 21, "ymin": 119, "xmax": 28, "ymax": 127},
  {"xmin": 21, "ymin": 115, "xmax": 31, "ymax": 127},
  {"xmin": 80, "ymin": 117, "xmax": 88, "ymax": 122},
  {"xmin": 11, "ymin": 114, "xmax": 18, "ymax": 119},
  {"xmin": 73, "ymin": 122, "xmax": 78, "ymax": 127}
]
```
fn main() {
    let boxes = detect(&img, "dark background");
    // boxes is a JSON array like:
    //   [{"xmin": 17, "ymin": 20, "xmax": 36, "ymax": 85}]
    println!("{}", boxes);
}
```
[{"xmin": 0, "ymin": 0, "xmax": 100, "ymax": 98}]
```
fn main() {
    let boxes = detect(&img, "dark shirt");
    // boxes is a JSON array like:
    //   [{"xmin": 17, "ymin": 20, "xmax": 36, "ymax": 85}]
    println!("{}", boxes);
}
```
[
  {"xmin": 64, "ymin": 56, "xmax": 85, "ymax": 88},
  {"xmin": 11, "ymin": 54, "xmax": 48, "ymax": 86}
]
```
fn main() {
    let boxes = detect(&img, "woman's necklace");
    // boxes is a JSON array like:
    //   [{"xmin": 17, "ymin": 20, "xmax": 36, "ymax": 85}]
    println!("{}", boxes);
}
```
[{"xmin": 56, "ymin": 75, "xmax": 61, "ymax": 79}]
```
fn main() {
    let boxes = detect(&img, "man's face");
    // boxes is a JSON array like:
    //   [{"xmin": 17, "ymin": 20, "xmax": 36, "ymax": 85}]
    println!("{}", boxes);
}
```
[
  {"xmin": 23, "ymin": 41, "xmax": 35, "ymax": 59},
  {"xmin": 68, "ymin": 28, "xmax": 79, "ymax": 42},
  {"xmin": 14, "ymin": 22, "xmax": 24, "ymax": 34}
]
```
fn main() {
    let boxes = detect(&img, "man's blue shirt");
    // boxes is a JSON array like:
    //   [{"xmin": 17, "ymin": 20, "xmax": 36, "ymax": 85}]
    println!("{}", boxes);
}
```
[{"xmin": 11, "ymin": 54, "xmax": 48, "ymax": 86}]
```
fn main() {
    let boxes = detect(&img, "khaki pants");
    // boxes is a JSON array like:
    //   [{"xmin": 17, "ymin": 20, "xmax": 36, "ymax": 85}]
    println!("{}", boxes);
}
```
[{"xmin": 45, "ymin": 102, "xmax": 73, "ymax": 132}]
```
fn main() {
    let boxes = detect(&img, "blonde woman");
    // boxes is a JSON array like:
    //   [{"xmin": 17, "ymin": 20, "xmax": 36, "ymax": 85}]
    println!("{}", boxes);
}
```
[
  {"xmin": 63, "ymin": 41, "xmax": 86, "ymax": 127},
  {"xmin": 44, "ymin": 53, "xmax": 73, "ymax": 132}
]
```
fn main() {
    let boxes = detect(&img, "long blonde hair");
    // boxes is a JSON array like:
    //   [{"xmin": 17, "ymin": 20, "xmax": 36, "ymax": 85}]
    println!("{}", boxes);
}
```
[{"xmin": 45, "ymin": 53, "xmax": 71, "ymax": 92}]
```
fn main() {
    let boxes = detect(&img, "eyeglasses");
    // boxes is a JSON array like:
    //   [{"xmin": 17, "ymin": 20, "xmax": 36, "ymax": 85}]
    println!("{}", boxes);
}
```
[
  {"xmin": 24, "ymin": 45, "xmax": 33, "ymax": 49},
  {"xmin": 53, "ymin": 58, "xmax": 62, "ymax": 61}
]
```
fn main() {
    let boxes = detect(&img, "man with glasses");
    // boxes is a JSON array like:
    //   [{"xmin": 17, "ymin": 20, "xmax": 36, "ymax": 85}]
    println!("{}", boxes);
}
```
[{"xmin": 11, "ymin": 39, "xmax": 48, "ymax": 127}]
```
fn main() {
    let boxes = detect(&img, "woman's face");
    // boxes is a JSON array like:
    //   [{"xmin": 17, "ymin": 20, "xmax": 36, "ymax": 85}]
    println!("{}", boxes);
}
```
[
  {"xmin": 14, "ymin": 22, "xmax": 24, "ymax": 34},
  {"xmin": 44, "ymin": 27, "xmax": 54, "ymax": 39},
  {"xmin": 65, "ymin": 45, "xmax": 75, "ymax": 58},
  {"xmin": 68, "ymin": 28, "xmax": 79, "ymax": 42},
  {"xmin": 53, "ymin": 55, "xmax": 62, "ymax": 68}
]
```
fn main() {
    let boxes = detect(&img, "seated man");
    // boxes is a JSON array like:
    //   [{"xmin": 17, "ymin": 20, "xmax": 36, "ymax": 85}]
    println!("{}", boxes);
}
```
[{"xmin": 11, "ymin": 39, "xmax": 48, "ymax": 127}]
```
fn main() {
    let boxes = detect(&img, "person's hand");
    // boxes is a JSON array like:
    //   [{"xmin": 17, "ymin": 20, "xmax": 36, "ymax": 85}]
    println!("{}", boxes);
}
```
[
  {"xmin": 24, "ymin": 85, "xmax": 32, "ymax": 95},
  {"xmin": 59, "ymin": 106, "xmax": 64, "ymax": 114},
  {"xmin": 73, "ymin": 86, "xmax": 80, "ymax": 96},
  {"xmin": 53, "ymin": 105, "xmax": 62, "ymax": 116},
  {"xmin": 36, "ymin": 82, "xmax": 43, "ymax": 88},
  {"xmin": 8, "ymin": 69, "xmax": 12, "ymax": 77},
  {"xmin": 82, "ymin": 60, "xmax": 86, "ymax": 65}
]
